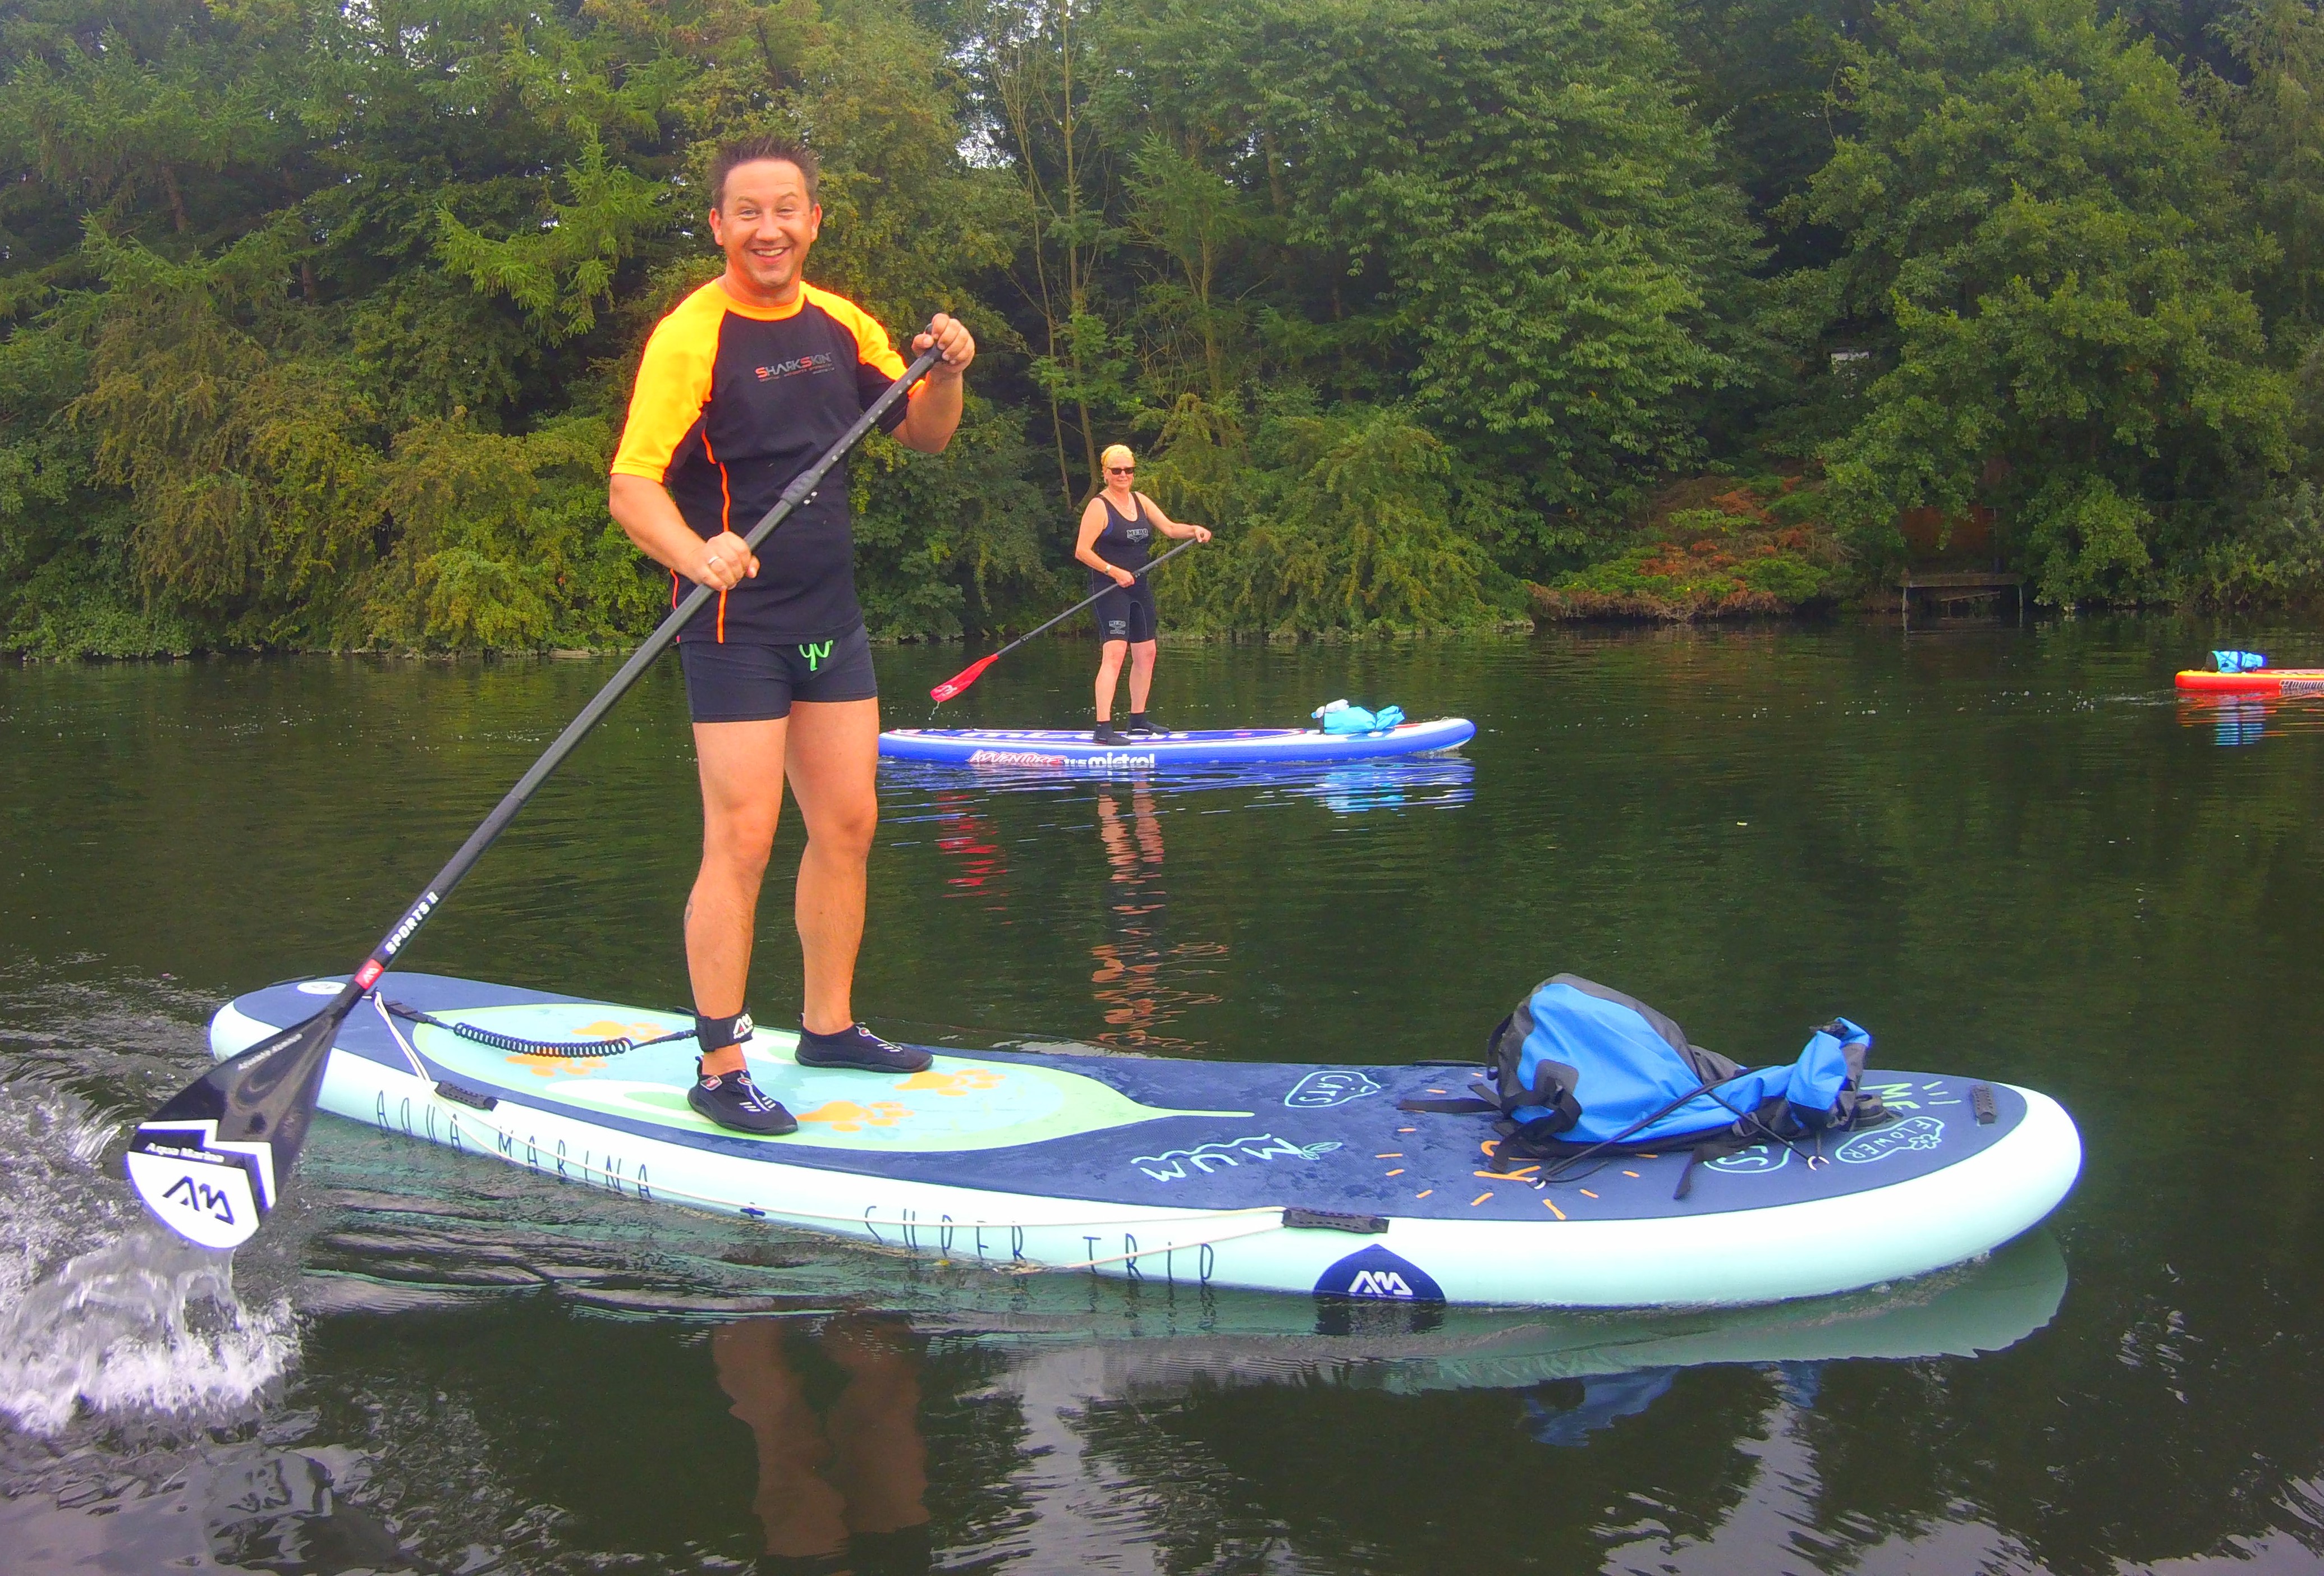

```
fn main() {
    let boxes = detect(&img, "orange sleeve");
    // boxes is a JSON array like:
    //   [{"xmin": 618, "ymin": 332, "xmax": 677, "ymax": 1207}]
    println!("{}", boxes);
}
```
[
  {"xmin": 611, "ymin": 290, "xmax": 721, "ymax": 481},
  {"xmin": 805, "ymin": 286, "xmax": 921, "ymax": 425}
]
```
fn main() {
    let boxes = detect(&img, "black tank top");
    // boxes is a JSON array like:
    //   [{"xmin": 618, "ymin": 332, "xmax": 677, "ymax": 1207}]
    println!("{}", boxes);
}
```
[{"xmin": 1091, "ymin": 493, "xmax": 1155, "ymax": 576}]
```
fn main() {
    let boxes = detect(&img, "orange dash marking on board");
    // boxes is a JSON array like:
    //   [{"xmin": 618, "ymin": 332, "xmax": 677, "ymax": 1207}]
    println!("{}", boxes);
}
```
[
  {"xmin": 1375, "ymin": 1152, "xmax": 1404, "ymax": 1159},
  {"xmin": 1638, "ymin": 1153, "xmax": 1658, "ymax": 1159},
  {"xmin": 1474, "ymin": 1166, "xmax": 1540, "ymax": 1180},
  {"xmin": 1397, "ymin": 1127, "xmax": 1417, "ymax": 1133},
  {"xmin": 1470, "ymin": 1192, "xmax": 1493, "ymax": 1207},
  {"xmin": 1385, "ymin": 1168, "xmax": 1406, "ymax": 1177},
  {"xmin": 1622, "ymin": 1169, "xmax": 1641, "ymax": 1178},
  {"xmin": 1415, "ymin": 1189, "xmax": 1434, "ymax": 1199},
  {"xmin": 1579, "ymin": 1189, "xmax": 1599, "ymax": 1198},
  {"xmin": 1427, "ymin": 1088, "xmax": 1448, "ymax": 1095},
  {"xmin": 1543, "ymin": 1199, "xmax": 1567, "ymax": 1220}
]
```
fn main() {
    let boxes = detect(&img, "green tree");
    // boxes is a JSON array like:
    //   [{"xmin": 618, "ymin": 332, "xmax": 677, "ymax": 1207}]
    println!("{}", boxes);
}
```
[
  {"xmin": 0, "ymin": 0, "xmax": 1031, "ymax": 653},
  {"xmin": 2213, "ymin": 0, "xmax": 2324, "ymax": 337},
  {"xmin": 1807, "ymin": 0, "xmax": 2292, "ymax": 603}
]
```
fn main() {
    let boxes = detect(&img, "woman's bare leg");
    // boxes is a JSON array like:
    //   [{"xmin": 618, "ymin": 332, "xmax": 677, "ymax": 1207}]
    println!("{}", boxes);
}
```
[
  {"xmin": 1094, "ymin": 640, "xmax": 1128, "ymax": 722},
  {"xmin": 1126, "ymin": 640, "xmax": 1157, "ymax": 714}
]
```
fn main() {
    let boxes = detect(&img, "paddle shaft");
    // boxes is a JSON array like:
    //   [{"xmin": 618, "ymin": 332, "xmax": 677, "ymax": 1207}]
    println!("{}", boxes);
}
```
[
  {"xmin": 997, "ymin": 534, "xmax": 1199, "ymax": 659},
  {"xmin": 929, "ymin": 535, "xmax": 1199, "ymax": 702}
]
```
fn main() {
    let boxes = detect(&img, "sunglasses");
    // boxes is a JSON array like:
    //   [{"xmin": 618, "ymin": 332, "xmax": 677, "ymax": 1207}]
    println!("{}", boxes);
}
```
[{"xmin": 1106, "ymin": 465, "xmax": 1135, "ymax": 474}]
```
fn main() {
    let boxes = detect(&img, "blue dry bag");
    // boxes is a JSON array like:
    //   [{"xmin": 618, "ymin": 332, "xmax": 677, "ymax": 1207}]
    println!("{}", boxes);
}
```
[
  {"xmin": 1423, "ymin": 975, "xmax": 1885, "ymax": 1164},
  {"xmin": 2213, "ymin": 650, "xmax": 2269, "ymax": 672},
  {"xmin": 1313, "ymin": 700, "xmax": 1408, "ymax": 734}
]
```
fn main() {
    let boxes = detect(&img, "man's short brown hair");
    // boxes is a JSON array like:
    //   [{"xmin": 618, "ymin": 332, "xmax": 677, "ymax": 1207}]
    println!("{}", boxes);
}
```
[{"xmin": 708, "ymin": 135, "xmax": 820, "ymax": 210}]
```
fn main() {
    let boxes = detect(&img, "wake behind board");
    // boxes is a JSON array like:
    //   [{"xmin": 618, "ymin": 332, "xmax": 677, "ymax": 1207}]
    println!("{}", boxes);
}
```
[
  {"xmin": 2176, "ymin": 668, "xmax": 2324, "ymax": 696},
  {"xmin": 878, "ymin": 717, "xmax": 1476, "ymax": 770},
  {"xmin": 204, "ymin": 973, "xmax": 2080, "ymax": 1308}
]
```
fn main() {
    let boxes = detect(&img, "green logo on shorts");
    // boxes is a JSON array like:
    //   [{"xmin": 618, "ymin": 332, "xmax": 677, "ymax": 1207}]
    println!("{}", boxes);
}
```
[{"xmin": 800, "ymin": 640, "xmax": 834, "ymax": 672}]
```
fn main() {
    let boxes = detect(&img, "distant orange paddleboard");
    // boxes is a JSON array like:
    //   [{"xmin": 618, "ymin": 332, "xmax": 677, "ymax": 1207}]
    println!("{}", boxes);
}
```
[{"xmin": 2176, "ymin": 669, "xmax": 2324, "ymax": 695}]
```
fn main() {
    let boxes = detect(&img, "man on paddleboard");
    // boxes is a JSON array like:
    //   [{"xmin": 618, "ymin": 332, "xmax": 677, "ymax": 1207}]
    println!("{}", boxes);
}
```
[{"xmin": 609, "ymin": 135, "xmax": 975, "ymax": 1134}]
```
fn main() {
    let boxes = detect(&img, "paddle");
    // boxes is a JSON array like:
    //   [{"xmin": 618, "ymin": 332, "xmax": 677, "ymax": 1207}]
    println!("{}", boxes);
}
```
[
  {"xmin": 123, "ymin": 341, "xmax": 945, "ymax": 1252},
  {"xmin": 928, "ymin": 535, "xmax": 1202, "ymax": 703}
]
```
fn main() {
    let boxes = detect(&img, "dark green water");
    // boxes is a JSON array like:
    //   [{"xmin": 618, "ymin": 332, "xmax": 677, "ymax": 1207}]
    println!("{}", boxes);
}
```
[{"xmin": 5, "ymin": 619, "xmax": 2324, "ymax": 1574}]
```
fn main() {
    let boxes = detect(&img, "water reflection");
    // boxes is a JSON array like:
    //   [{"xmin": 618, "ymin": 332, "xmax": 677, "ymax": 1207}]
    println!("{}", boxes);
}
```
[
  {"xmin": 713, "ymin": 1315, "xmax": 930, "ymax": 1575},
  {"xmin": 2181, "ymin": 693, "xmax": 2271, "ymax": 747},
  {"xmin": 879, "ymin": 753, "xmax": 1475, "ymax": 816},
  {"xmin": 2178, "ymin": 690, "xmax": 2324, "ymax": 746},
  {"xmin": 17, "ymin": 629, "xmax": 2324, "ymax": 1573},
  {"xmin": 1092, "ymin": 788, "xmax": 1223, "ymax": 1050}
]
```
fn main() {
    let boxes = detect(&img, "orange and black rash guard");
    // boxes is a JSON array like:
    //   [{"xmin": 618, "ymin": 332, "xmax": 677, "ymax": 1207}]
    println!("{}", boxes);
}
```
[{"xmin": 611, "ymin": 279, "xmax": 916, "ymax": 643}]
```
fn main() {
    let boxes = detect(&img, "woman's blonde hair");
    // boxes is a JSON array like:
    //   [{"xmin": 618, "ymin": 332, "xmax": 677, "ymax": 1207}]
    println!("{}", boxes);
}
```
[{"xmin": 1099, "ymin": 443, "xmax": 1136, "ymax": 473}]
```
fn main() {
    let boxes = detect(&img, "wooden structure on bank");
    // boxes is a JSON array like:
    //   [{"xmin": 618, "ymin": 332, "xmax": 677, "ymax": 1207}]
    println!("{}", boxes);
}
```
[
  {"xmin": 1896, "ymin": 500, "xmax": 2024, "ymax": 629},
  {"xmin": 1900, "ymin": 568, "xmax": 2026, "ymax": 629}
]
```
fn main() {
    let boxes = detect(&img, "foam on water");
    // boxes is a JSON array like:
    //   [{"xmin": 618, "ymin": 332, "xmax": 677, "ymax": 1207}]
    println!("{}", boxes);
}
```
[{"xmin": 0, "ymin": 1084, "xmax": 297, "ymax": 1435}]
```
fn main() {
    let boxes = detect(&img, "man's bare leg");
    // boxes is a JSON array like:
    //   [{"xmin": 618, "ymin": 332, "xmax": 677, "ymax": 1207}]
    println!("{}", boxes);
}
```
[
  {"xmin": 690, "ymin": 717, "xmax": 789, "ymax": 1077},
  {"xmin": 782, "ymin": 698, "xmax": 881, "ymax": 1037}
]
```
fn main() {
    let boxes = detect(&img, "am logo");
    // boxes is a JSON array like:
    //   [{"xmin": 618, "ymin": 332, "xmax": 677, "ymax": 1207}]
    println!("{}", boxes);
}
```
[
  {"xmin": 1314, "ymin": 1244, "xmax": 1444, "ymax": 1302},
  {"xmin": 162, "ymin": 1171, "xmax": 237, "ymax": 1224}
]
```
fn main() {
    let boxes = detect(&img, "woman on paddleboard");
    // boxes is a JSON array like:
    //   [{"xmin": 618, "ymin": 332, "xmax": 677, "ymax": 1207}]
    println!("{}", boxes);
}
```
[{"xmin": 1073, "ymin": 444, "xmax": 1210, "ymax": 745}]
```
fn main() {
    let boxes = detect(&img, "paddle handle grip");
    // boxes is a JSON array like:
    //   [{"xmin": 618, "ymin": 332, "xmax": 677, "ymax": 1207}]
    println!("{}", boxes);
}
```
[{"xmin": 343, "ymin": 342, "xmax": 944, "ymax": 999}]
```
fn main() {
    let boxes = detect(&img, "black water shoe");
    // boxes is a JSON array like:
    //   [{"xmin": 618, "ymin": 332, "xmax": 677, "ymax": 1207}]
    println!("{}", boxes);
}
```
[
  {"xmin": 688, "ymin": 1063, "xmax": 799, "ymax": 1134},
  {"xmin": 1124, "ymin": 713, "xmax": 1166, "ymax": 736},
  {"xmin": 795, "ymin": 1022, "xmax": 932, "ymax": 1074},
  {"xmin": 1093, "ymin": 723, "xmax": 1129, "ymax": 745}
]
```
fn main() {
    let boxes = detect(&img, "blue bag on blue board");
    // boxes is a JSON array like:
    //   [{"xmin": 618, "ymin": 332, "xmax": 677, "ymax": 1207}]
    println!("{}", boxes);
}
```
[
  {"xmin": 1313, "ymin": 700, "xmax": 1407, "ymax": 734},
  {"xmin": 1436, "ymin": 975, "xmax": 1885, "ymax": 1159},
  {"xmin": 2213, "ymin": 650, "xmax": 2268, "ymax": 672}
]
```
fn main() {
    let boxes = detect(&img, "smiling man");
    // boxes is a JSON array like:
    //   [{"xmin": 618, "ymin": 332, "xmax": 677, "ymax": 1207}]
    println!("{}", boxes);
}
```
[{"xmin": 609, "ymin": 135, "xmax": 975, "ymax": 1134}]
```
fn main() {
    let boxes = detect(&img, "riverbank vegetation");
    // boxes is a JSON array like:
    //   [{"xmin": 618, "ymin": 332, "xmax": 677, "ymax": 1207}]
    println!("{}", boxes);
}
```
[{"xmin": 6, "ymin": 0, "xmax": 2324, "ymax": 653}]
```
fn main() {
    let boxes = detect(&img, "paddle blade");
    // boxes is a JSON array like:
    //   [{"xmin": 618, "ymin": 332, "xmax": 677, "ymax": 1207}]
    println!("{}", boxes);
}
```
[
  {"xmin": 124, "ymin": 1003, "xmax": 343, "ymax": 1250},
  {"xmin": 929, "ymin": 654, "xmax": 998, "ymax": 703}
]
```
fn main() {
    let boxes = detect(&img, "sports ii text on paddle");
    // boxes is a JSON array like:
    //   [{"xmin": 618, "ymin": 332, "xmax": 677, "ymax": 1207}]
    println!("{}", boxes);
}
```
[{"xmin": 123, "ymin": 341, "xmax": 942, "ymax": 1252}]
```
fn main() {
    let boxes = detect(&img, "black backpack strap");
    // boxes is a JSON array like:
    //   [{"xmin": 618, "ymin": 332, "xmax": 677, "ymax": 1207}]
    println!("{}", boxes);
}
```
[{"xmin": 1399, "ymin": 1079, "xmax": 1502, "ymax": 1115}]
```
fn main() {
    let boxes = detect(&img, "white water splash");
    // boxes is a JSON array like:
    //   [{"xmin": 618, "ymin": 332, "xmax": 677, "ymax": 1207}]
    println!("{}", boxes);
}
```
[{"xmin": 0, "ymin": 1085, "xmax": 298, "ymax": 1434}]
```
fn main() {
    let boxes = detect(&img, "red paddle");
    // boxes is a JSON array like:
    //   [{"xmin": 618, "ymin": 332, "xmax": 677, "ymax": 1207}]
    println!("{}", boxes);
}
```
[{"xmin": 928, "ymin": 535, "xmax": 1202, "ymax": 703}]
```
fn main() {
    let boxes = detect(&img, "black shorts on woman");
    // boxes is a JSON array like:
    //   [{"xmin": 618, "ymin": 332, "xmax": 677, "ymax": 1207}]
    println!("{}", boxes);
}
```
[{"xmin": 1088, "ymin": 493, "xmax": 1158, "ymax": 645}]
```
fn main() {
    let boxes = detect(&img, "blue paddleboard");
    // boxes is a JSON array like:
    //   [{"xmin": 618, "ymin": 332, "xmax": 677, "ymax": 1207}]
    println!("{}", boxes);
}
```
[{"xmin": 878, "ymin": 717, "xmax": 1477, "ymax": 770}]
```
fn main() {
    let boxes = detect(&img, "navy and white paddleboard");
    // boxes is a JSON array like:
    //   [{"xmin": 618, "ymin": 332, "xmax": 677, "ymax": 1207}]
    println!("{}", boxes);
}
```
[
  {"xmin": 878, "ymin": 717, "xmax": 1477, "ymax": 770},
  {"xmin": 206, "ymin": 973, "xmax": 2080, "ymax": 1308}
]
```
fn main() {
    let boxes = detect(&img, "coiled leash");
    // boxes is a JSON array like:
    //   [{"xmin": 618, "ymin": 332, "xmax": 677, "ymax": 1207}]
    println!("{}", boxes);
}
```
[{"xmin": 383, "ymin": 1001, "xmax": 698, "ymax": 1060}]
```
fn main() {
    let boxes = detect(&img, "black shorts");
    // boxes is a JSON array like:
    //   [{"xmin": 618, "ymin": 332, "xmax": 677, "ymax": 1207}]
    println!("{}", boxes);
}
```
[
  {"xmin": 1090, "ymin": 577, "xmax": 1158, "ymax": 644},
  {"xmin": 679, "ymin": 624, "xmax": 878, "ymax": 723}
]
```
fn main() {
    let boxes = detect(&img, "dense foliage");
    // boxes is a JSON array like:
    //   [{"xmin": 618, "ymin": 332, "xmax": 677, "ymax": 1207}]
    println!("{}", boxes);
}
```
[{"xmin": 5, "ymin": 0, "xmax": 2324, "ymax": 653}]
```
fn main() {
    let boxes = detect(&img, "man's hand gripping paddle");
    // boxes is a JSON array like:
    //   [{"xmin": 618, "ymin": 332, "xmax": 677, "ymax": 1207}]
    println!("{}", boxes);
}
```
[
  {"xmin": 124, "ymin": 343, "xmax": 945, "ymax": 1251},
  {"xmin": 927, "ymin": 534, "xmax": 1202, "ymax": 704}
]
